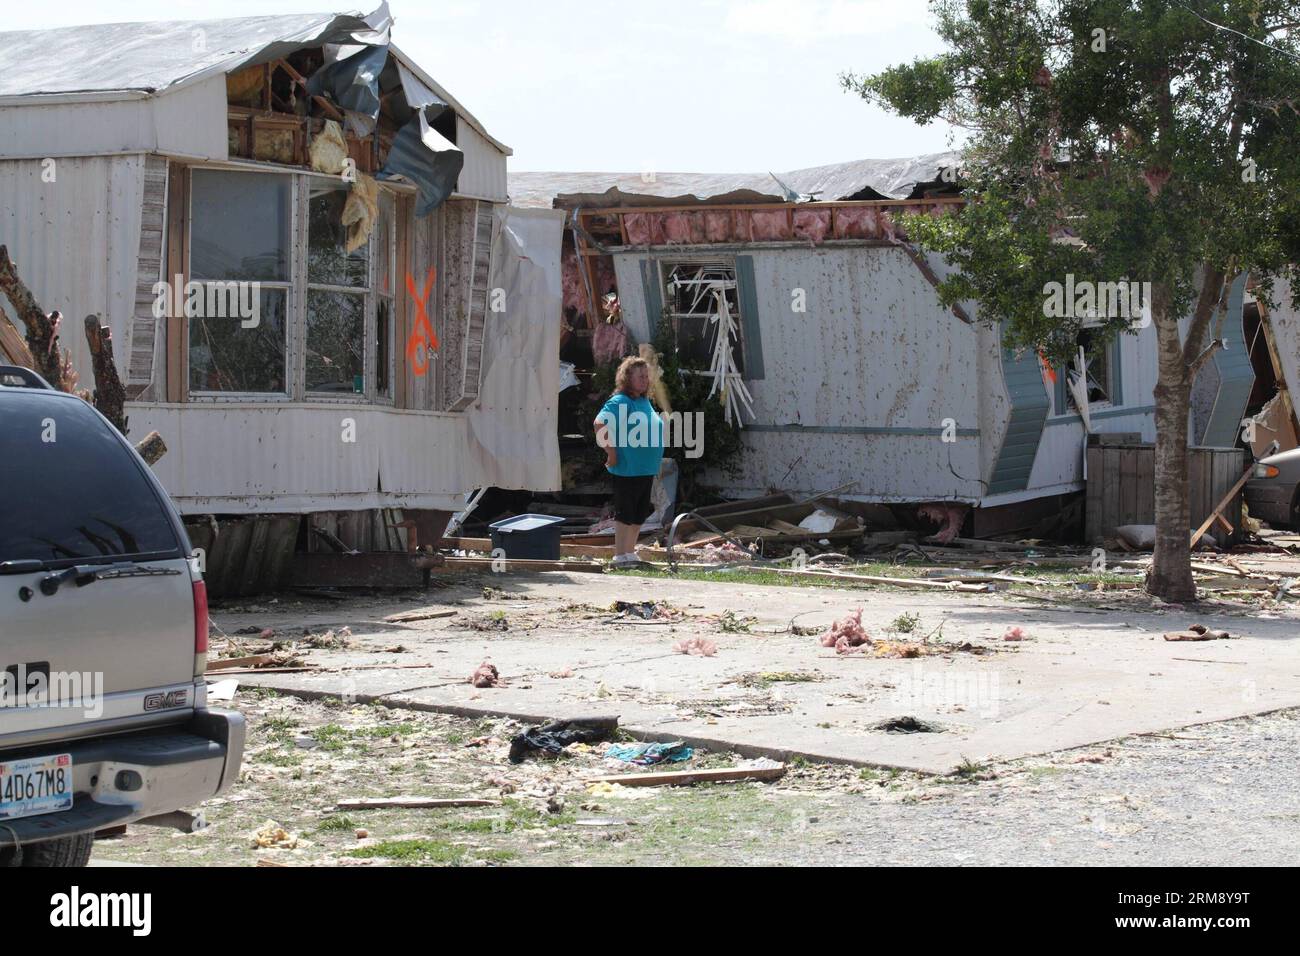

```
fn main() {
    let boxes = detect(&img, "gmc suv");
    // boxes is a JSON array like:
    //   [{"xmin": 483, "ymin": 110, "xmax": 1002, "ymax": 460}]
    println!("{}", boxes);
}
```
[{"xmin": 0, "ymin": 365, "xmax": 243, "ymax": 866}]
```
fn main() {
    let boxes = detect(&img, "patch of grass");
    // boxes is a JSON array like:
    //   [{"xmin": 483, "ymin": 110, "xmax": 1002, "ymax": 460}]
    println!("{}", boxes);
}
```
[
  {"xmin": 954, "ymin": 756, "xmax": 990, "ymax": 779},
  {"xmin": 260, "ymin": 715, "xmax": 300, "ymax": 733},
  {"xmin": 258, "ymin": 750, "xmax": 303, "ymax": 767},
  {"xmin": 889, "ymin": 612, "xmax": 921, "ymax": 634},
  {"xmin": 346, "ymin": 838, "xmax": 465, "ymax": 864},
  {"xmin": 316, "ymin": 814, "xmax": 358, "ymax": 832},
  {"xmin": 716, "ymin": 610, "xmax": 756, "ymax": 633},
  {"xmin": 736, "ymin": 670, "xmax": 822, "ymax": 689}
]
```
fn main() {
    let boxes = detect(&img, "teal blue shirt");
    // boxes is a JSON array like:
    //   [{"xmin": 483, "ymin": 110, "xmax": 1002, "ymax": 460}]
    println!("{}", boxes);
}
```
[{"xmin": 596, "ymin": 393, "xmax": 665, "ymax": 477}]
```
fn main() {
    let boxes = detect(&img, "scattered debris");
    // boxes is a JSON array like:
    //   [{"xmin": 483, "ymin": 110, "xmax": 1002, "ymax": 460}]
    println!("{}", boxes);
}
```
[
  {"xmin": 610, "ymin": 600, "xmax": 682, "ymax": 621},
  {"xmin": 714, "ymin": 610, "xmax": 757, "ymax": 633},
  {"xmin": 873, "ymin": 716, "xmax": 943, "ymax": 734},
  {"xmin": 548, "ymin": 668, "xmax": 575, "ymax": 678},
  {"xmin": 467, "ymin": 612, "xmax": 511, "ymax": 632},
  {"xmin": 469, "ymin": 661, "xmax": 501, "ymax": 688},
  {"xmin": 604, "ymin": 741, "xmax": 694, "ymax": 765},
  {"xmin": 672, "ymin": 636, "xmax": 718, "ymax": 656},
  {"xmin": 252, "ymin": 820, "xmax": 299, "ymax": 849},
  {"xmin": 819, "ymin": 608, "xmax": 871, "ymax": 654},
  {"xmin": 508, "ymin": 716, "xmax": 620, "ymax": 763},
  {"xmin": 1163, "ymin": 624, "xmax": 1232, "ymax": 642},
  {"xmin": 206, "ymin": 678, "xmax": 239, "ymax": 701},
  {"xmin": 1002, "ymin": 626, "xmax": 1028, "ymax": 642}
]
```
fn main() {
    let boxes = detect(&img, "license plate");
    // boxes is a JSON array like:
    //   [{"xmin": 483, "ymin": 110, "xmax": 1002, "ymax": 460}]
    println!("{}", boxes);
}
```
[{"xmin": 0, "ymin": 753, "xmax": 73, "ymax": 821}]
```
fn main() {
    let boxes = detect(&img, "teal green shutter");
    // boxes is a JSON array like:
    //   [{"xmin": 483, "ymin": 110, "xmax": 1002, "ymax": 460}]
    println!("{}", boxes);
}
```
[{"xmin": 735, "ymin": 255, "xmax": 765, "ymax": 380}]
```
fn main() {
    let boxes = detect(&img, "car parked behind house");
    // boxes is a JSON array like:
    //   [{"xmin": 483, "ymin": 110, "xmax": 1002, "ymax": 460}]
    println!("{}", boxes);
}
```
[
  {"xmin": 0, "ymin": 365, "xmax": 243, "ymax": 866},
  {"xmin": 1244, "ymin": 447, "xmax": 1300, "ymax": 532}
]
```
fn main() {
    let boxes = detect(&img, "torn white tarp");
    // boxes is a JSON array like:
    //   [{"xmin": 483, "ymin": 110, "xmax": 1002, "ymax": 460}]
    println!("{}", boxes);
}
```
[{"xmin": 466, "ymin": 206, "xmax": 567, "ymax": 491}]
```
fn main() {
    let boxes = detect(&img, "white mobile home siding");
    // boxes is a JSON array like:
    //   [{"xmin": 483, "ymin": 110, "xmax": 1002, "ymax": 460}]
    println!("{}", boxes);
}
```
[{"xmin": 615, "ymin": 244, "xmax": 986, "ymax": 502}]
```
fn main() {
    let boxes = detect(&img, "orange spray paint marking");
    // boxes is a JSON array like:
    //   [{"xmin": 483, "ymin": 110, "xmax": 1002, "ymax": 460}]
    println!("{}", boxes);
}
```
[{"xmin": 405, "ymin": 266, "xmax": 439, "ymax": 376}]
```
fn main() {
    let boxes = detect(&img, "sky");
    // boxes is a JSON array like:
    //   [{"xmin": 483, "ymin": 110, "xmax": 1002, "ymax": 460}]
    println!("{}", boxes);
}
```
[{"xmin": 5, "ymin": 0, "xmax": 958, "ymax": 173}]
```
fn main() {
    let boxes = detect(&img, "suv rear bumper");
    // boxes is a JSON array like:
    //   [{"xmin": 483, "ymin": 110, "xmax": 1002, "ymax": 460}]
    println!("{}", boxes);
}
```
[
  {"xmin": 1244, "ymin": 479, "xmax": 1293, "ymax": 528},
  {"xmin": 0, "ymin": 708, "xmax": 244, "ymax": 846}
]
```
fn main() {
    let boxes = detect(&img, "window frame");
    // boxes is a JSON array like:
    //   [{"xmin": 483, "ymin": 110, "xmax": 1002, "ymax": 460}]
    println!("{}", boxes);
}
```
[
  {"xmin": 185, "ymin": 164, "xmax": 398, "ymax": 405},
  {"xmin": 658, "ymin": 257, "xmax": 745, "ymax": 379},
  {"xmin": 1053, "ymin": 329, "xmax": 1123, "ymax": 416}
]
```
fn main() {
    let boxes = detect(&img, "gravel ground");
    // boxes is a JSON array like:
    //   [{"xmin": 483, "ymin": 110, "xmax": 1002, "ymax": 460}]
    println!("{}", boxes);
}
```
[{"xmin": 93, "ymin": 689, "xmax": 1300, "ymax": 867}]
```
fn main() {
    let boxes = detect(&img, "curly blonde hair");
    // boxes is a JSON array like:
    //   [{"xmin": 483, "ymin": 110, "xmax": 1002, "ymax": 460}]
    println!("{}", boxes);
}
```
[{"xmin": 614, "ymin": 356, "xmax": 649, "ymax": 394}]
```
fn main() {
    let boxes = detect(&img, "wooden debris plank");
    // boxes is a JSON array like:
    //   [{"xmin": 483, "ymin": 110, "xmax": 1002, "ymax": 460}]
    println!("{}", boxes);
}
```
[
  {"xmin": 768, "ymin": 567, "xmax": 991, "ymax": 592},
  {"xmin": 441, "ymin": 557, "xmax": 605, "ymax": 573},
  {"xmin": 585, "ymin": 765, "xmax": 786, "ymax": 788},
  {"xmin": 1190, "ymin": 465, "xmax": 1254, "ymax": 547},
  {"xmin": 336, "ymin": 797, "xmax": 501, "ymax": 810},
  {"xmin": 383, "ymin": 608, "xmax": 459, "ymax": 623},
  {"xmin": 206, "ymin": 654, "xmax": 275, "ymax": 671}
]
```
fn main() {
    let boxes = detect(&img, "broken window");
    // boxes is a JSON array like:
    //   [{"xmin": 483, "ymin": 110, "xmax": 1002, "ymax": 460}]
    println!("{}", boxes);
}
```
[
  {"xmin": 307, "ymin": 180, "xmax": 367, "ymax": 394},
  {"xmin": 1056, "ymin": 328, "xmax": 1120, "ymax": 414},
  {"xmin": 661, "ymin": 260, "xmax": 745, "ymax": 376},
  {"xmin": 189, "ymin": 170, "xmax": 292, "ymax": 394},
  {"xmin": 187, "ymin": 169, "xmax": 397, "ymax": 401}
]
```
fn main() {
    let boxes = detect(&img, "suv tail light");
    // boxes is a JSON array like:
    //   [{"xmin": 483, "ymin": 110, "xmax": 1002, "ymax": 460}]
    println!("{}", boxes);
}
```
[{"xmin": 193, "ymin": 579, "xmax": 209, "ymax": 654}]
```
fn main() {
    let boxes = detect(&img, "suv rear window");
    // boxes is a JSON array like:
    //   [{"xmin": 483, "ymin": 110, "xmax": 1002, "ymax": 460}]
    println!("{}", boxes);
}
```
[{"xmin": 0, "ymin": 393, "xmax": 182, "ymax": 565}]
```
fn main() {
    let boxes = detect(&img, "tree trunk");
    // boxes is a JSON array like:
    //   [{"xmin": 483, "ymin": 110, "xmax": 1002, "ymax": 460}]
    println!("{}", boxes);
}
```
[
  {"xmin": 83, "ymin": 315, "xmax": 127, "ymax": 433},
  {"xmin": 1147, "ymin": 283, "xmax": 1196, "ymax": 601},
  {"xmin": 0, "ymin": 244, "xmax": 72, "ymax": 391}
]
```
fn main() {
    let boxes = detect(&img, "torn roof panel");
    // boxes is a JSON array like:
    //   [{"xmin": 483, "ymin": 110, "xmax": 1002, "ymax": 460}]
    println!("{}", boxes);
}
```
[
  {"xmin": 0, "ymin": 13, "xmax": 342, "ymax": 97},
  {"xmin": 508, "ymin": 151, "xmax": 964, "ymax": 208},
  {"xmin": 0, "ymin": 7, "xmax": 508, "ymax": 155}
]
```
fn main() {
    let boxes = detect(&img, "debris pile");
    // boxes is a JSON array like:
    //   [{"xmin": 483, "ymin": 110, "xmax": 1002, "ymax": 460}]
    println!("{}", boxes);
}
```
[
  {"xmin": 469, "ymin": 661, "xmax": 501, "ymax": 688},
  {"xmin": 672, "ymin": 636, "xmax": 718, "ymax": 657},
  {"xmin": 818, "ymin": 608, "xmax": 871, "ymax": 655}
]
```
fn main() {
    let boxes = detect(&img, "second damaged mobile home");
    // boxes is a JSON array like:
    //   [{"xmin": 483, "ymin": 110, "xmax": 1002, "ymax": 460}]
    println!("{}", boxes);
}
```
[
  {"xmin": 0, "ymin": 6, "xmax": 564, "ymax": 590},
  {"xmin": 513, "ymin": 157, "xmax": 1276, "ymax": 539}
]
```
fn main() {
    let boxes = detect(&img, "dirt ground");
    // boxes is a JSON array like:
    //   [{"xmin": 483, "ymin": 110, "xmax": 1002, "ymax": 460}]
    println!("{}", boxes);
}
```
[
  {"xmin": 96, "ymin": 689, "xmax": 1300, "ymax": 867},
  {"xmin": 94, "ymin": 555, "xmax": 1300, "ymax": 866}
]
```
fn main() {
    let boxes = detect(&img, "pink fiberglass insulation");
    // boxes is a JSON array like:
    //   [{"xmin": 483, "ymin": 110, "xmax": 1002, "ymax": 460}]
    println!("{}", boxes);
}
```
[
  {"xmin": 818, "ymin": 608, "xmax": 872, "ymax": 655},
  {"xmin": 672, "ymin": 636, "xmax": 718, "ymax": 657},
  {"xmin": 792, "ymin": 208, "xmax": 831, "ymax": 243},
  {"xmin": 561, "ymin": 247, "xmax": 585, "ymax": 314},
  {"xmin": 832, "ymin": 206, "xmax": 878, "ymax": 239},
  {"xmin": 624, "ymin": 212, "xmax": 666, "ymax": 245},
  {"xmin": 593, "ymin": 254, "xmax": 617, "ymax": 298},
  {"xmin": 704, "ymin": 210, "xmax": 735, "ymax": 242},
  {"xmin": 469, "ymin": 661, "xmax": 500, "ymax": 688},
  {"xmin": 917, "ymin": 503, "xmax": 968, "ymax": 544},
  {"xmin": 592, "ymin": 320, "xmax": 628, "ymax": 364},
  {"xmin": 792, "ymin": 208, "xmax": 831, "ymax": 244},
  {"xmin": 748, "ymin": 208, "xmax": 791, "ymax": 241},
  {"xmin": 663, "ymin": 210, "xmax": 694, "ymax": 244}
]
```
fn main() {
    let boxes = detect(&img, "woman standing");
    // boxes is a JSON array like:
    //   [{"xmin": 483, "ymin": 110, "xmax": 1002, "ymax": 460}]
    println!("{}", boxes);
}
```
[{"xmin": 593, "ymin": 356, "xmax": 665, "ymax": 566}]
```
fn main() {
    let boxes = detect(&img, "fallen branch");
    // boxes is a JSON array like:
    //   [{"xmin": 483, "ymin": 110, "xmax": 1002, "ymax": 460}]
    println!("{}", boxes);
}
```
[{"xmin": 83, "ymin": 315, "xmax": 127, "ymax": 433}]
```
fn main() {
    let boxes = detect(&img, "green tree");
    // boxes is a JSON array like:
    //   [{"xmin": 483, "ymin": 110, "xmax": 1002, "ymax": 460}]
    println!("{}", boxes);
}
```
[{"xmin": 845, "ymin": 0, "xmax": 1300, "ymax": 600}]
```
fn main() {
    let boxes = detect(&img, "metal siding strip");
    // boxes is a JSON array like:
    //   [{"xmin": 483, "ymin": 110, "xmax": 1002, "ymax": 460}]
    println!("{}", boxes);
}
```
[
  {"xmin": 640, "ymin": 258, "xmax": 663, "ymax": 333},
  {"xmin": 734, "ymin": 254, "xmax": 765, "ymax": 380}
]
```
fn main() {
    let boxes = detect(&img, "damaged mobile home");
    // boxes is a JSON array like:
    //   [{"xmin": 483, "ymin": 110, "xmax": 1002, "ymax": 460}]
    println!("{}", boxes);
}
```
[
  {"xmin": 0, "ymin": 6, "xmax": 564, "ymax": 591},
  {"xmin": 512, "ymin": 157, "xmax": 1300, "ymax": 540}
]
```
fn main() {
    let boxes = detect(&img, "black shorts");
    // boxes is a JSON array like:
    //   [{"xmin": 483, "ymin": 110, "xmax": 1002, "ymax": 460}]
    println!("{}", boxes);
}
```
[{"xmin": 611, "ymin": 474, "xmax": 656, "ymax": 525}]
